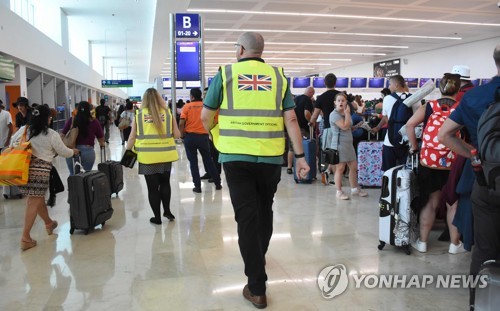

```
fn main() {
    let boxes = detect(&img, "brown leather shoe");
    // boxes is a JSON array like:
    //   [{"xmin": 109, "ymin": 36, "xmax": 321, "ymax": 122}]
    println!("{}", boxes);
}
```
[{"xmin": 243, "ymin": 285, "xmax": 267, "ymax": 309}]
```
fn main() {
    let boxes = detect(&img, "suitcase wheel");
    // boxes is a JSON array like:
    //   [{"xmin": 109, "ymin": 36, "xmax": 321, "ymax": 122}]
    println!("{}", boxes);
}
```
[
  {"xmin": 84, "ymin": 229, "xmax": 89, "ymax": 235},
  {"xmin": 3, "ymin": 194, "xmax": 7, "ymax": 199},
  {"xmin": 404, "ymin": 245, "xmax": 411, "ymax": 255},
  {"xmin": 378, "ymin": 241, "xmax": 386, "ymax": 250},
  {"xmin": 70, "ymin": 227, "xmax": 75, "ymax": 235}
]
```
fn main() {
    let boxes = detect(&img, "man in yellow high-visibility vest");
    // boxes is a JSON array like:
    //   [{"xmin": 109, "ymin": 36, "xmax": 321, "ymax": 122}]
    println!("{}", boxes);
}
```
[{"xmin": 201, "ymin": 31, "xmax": 310, "ymax": 309}]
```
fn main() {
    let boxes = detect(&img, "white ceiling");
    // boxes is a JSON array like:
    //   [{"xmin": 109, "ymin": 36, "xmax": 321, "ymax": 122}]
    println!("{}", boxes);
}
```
[{"xmin": 51, "ymin": 0, "xmax": 500, "ymax": 91}]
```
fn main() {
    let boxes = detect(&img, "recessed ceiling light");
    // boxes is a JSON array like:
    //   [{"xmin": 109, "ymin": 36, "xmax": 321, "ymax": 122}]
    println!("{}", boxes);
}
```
[
  {"xmin": 205, "ymin": 50, "xmax": 386, "ymax": 56},
  {"xmin": 190, "ymin": 8, "xmax": 500, "ymax": 27},
  {"xmin": 204, "ymin": 28, "xmax": 461, "ymax": 41},
  {"xmin": 204, "ymin": 41, "xmax": 408, "ymax": 49}
]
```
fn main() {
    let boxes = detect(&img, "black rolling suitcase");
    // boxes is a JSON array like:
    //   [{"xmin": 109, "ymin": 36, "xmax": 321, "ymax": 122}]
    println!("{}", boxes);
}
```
[
  {"xmin": 68, "ymin": 157, "xmax": 113, "ymax": 235},
  {"xmin": 293, "ymin": 125, "xmax": 317, "ymax": 183},
  {"xmin": 97, "ymin": 148, "xmax": 123, "ymax": 196}
]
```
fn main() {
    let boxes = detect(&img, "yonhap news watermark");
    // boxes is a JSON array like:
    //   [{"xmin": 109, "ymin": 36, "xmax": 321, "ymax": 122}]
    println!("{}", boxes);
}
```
[{"xmin": 317, "ymin": 264, "xmax": 488, "ymax": 299}]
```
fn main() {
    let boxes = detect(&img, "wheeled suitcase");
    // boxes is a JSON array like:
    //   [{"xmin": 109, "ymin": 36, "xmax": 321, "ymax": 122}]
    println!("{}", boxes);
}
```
[
  {"xmin": 357, "ymin": 141, "xmax": 383, "ymax": 187},
  {"xmin": 294, "ymin": 126, "xmax": 317, "ymax": 184},
  {"xmin": 68, "ymin": 158, "xmax": 113, "ymax": 235},
  {"xmin": 475, "ymin": 260, "xmax": 500, "ymax": 311},
  {"xmin": 378, "ymin": 155, "xmax": 419, "ymax": 255},
  {"xmin": 3, "ymin": 186, "xmax": 23, "ymax": 199},
  {"xmin": 97, "ymin": 148, "xmax": 123, "ymax": 196}
]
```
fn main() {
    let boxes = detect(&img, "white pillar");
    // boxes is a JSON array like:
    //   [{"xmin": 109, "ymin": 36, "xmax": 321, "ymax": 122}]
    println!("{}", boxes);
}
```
[
  {"xmin": 17, "ymin": 64, "xmax": 28, "ymax": 97},
  {"xmin": 60, "ymin": 8, "xmax": 69, "ymax": 51},
  {"xmin": 88, "ymin": 40, "xmax": 93, "ymax": 69}
]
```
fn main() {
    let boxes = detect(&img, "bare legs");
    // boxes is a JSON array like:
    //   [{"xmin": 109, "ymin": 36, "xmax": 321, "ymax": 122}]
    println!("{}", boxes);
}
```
[
  {"xmin": 447, "ymin": 201, "xmax": 461, "ymax": 245},
  {"xmin": 22, "ymin": 196, "xmax": 55, "ymax": 242},
  {"xmin": 418, "ymin": 191, "xmax": 442, "ymax": 243},
  {"xmin": 334, "ymin": 160, "xmax": 360, "ymax": 191}
]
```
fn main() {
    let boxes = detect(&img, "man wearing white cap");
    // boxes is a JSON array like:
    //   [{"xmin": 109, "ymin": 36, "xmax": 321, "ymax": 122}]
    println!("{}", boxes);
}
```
[{"xmin": 451, "ymin": 65, "xmax": 475, "ymax": 102}]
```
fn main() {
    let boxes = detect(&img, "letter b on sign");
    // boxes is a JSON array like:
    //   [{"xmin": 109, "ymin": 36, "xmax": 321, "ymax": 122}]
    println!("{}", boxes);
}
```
[{"xmin": 183, "ymin": 16, "xmax": 191, "ymax": 28}]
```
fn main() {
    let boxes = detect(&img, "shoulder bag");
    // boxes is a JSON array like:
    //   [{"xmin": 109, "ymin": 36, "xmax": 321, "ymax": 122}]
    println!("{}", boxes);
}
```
[
  {"xmin": 324, "ymin": 129, "xmax": 341, "ymax": 165},
  {"xmin": 63, "ymin": 117, "xmax": 79, "ymax": 148}
]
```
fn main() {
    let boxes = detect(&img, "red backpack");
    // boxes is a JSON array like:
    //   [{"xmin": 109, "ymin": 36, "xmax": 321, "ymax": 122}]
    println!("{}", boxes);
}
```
[{"xmin": 420, "ymin": 99, "xmax": 459, "ymax": 170}]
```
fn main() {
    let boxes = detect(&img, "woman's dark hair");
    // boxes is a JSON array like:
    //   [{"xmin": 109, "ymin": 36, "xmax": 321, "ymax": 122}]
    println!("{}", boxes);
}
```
[
  {"xmin": 439, "ymin": 73, "xmax": 461, "ymax": 96},
  {"xmin": 177, "ymin": 99, "xmax": 185, "ymax": 108},
  {"xmin": 126, "ymin": 101, "xmax": 134, "ymax": 110},
  {"xmin": 381, "ymin": 88, "xmax": 391, "ymax": 97},
  {"xmin": 74, "ymin": 101, "xmax": 92, "ymax": 137},
  {"xmin": 28, "ymin": 104, "xmax": 51, "ymax": 139}
]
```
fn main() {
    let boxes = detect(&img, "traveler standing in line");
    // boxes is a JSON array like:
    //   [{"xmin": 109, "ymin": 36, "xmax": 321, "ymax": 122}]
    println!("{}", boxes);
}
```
[
  {"xmin": 309, "ymin": 73, "xmax": 341, "ymax": 184},
  {"xmin": 406, "ymin": 73, "xmax": 464, "ymax": 254},
  {"xmin": 371, "ymin": 75, "xmax": 420, "ymax": 171},
  {"xmin": 126, "ymin": 88, "xmax": 180, "ymax": 225},
  {"xmin": 10, "ymin": 105, "xmax": 79, "ymax": 250},
  {"xmin": 95, "ymin": 98, "xmax": 112, "ymax": 143},
  {"xmin": 61, "ymin": 101, "xmax": 105, "ymax": 175},
  {"xmin": 201, "ymin": 31, "xmax": 309, "ymax": 309},
  {"xmin": 286, "ymin": 86, "xmax": 315, "ymax": 174},
  {"xmin": 13, "ymin": 97, "xmax": 32, "ymax": 131},
  {"xmin": 439, "ymin": 45, "xmax": 500, "ymax": 310},
  {"xmin": 329, "ymin": 93, "xmax": 368, "ymax": 200},
  {"xmin": 451, "ymin": 65, "xmax": 475, "ymax": 102},
  {"xmin": 179, "ymin": 88, "xmax": 222, "ymax": 193}
]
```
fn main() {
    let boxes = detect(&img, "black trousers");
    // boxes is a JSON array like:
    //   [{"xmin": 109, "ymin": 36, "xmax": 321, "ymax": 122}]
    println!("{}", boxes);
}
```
[
  {"xmin": 469, "ymin": 181, "xmax": 500, "ymax": 306},
  {"xmin": 223, "ymin": 161, "xmax": 281, "ymax": 295}
]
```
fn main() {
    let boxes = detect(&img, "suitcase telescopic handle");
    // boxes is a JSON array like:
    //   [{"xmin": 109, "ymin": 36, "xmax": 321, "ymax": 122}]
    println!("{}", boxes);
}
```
[
  {"xmin": 101, "ymin": 146, "xmax": 106, "ymax": 163},
  {"xmin": 310, "ymin": 124, "xmax": 314, "ymax": 141}
]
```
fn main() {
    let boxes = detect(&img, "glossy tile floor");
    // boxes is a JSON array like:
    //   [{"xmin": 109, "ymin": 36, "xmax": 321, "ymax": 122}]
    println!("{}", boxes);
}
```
[{"xmin": 0, "ymin": 127, "xmax": 471, "ymax": 310}]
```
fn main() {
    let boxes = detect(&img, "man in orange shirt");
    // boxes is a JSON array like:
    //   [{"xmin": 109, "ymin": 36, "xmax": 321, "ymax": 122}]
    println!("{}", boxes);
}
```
[{"xmin": 179, "ymin": 88, "xmax": 222, "ymax": 193}]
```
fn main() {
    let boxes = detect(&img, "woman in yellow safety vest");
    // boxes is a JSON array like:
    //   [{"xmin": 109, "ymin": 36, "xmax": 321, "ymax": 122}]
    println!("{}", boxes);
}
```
[{"xmin": 125, "ymin": 88, "xmax": 181, "ymax": 225}]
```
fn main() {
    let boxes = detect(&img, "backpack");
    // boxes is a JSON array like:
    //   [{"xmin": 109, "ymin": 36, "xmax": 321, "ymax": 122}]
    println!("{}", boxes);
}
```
[
  {"xmin": 387, "ymin": 93, "xmax": 413, "ymax": 148},
  {"xmin": 420, "ymin": 99, "xmax": 459, "ymax": 170},
  {"xmin": 477, "ymin": 87, "xmax": 500, "ymax": 193}
]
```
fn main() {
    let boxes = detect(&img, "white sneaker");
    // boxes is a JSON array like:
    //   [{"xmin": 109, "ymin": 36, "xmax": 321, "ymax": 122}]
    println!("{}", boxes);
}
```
[
  {"xmin": 336, "ymin": 190, "xmax": 349, "ymax": 200},
  {"xmin": 412, "ymin": 239, "xmax": 427, "ymax": 253},
  {"xmin": 449, "ymin": 242, "xmax": 467, "ymax": 254},
  {"xmin": 351, "ymin": 188, "xmax": 368, "ymax": 197}
]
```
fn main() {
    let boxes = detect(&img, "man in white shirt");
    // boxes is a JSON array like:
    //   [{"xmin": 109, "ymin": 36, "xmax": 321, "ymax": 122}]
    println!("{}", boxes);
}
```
[
  {"xmin": 0, "ymin": 100, "xmax": 13, "ymax": 148},
  {"xmin": 372, "ymin": 75, "xmax": 420, "ymax": 171}
]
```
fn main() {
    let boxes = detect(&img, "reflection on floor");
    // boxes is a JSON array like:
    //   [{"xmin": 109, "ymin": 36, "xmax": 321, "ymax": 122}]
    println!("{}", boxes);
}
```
[{"xmin": 0, "ymin": 127, "xmax": 470, "ymax": 310}]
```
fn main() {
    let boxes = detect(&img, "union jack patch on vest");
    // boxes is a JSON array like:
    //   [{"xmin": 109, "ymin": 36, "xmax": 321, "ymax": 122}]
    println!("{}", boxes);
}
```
[{"xmin": 238, "ymin": 74, "xmax": 272, "ymax": 91}]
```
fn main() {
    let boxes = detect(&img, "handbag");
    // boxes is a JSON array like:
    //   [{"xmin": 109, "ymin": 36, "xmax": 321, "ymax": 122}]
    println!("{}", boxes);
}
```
[
  {"xmin": 322, "ymin": 128, "xmax": 341, "ymax": 165},
  {"xmin": 118, "ymin": 117, "xmax": 131, "ymax": 130},
  {"xmin": 0, "ymin": 127, "xmax": 32, "ymax": 186},
  {"xmin": 49, "ymin": 166, "xmax": 64, "ymax": 194},
  {"xmin": 63, "ymin": 118, "xmax": 79, "ymax": 148},
  {"xmin": 120, "ymin": 149, "xmax": 137, "ymax": 168},
  {"xmin": 324, "ymin": 148, "xmax": 340, "ymax": 165}
]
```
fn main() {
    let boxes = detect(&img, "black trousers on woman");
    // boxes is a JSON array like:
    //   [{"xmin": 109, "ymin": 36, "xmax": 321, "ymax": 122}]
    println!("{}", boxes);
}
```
[{"xmin": 223, "ymin": 161, "xmax": 281, "ymax": 296}]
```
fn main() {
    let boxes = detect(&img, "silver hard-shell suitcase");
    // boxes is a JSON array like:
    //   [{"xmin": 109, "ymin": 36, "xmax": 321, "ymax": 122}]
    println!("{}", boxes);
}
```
[{"xmin": 378, "ymin": 155, "xmax": 419, "ymax": 254}]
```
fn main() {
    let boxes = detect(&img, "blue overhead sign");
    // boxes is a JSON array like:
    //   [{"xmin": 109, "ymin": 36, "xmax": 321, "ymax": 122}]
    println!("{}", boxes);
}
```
[{"xmin": 175, "ymin": 14, "xmax": 200, "ymax": 38}]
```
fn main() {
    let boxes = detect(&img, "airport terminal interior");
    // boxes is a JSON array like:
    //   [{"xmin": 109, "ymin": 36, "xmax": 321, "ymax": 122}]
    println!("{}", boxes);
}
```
[
  {"xmin": 1, "ymin": 0, "xmax": 499, "ymax": 310},
  {"xmin": 0, "ymin": 130, "xmax": 471, "ymax": 310}
]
